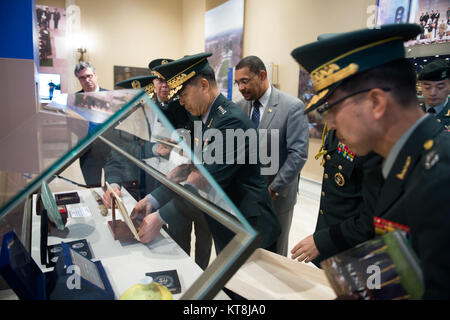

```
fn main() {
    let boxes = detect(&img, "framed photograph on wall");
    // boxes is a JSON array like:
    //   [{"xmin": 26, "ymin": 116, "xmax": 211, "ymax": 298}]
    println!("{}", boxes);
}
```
[
  {"xmin": 205, "ymin": 0, "xmax": 244, "ymax": 99},
  {"xmin": 376, "ymin": 0, "xmax": 449, "ymax": 46}
]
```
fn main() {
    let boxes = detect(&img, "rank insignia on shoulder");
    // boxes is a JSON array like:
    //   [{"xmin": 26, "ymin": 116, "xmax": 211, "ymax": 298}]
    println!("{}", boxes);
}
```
[
  {"xmin": 217, "ymin": 105, "xmax": 227, "ymax": 115},
  {"xmin": 337, "ymin": 142, "xmax": 355, "ymax": 162},
  {"xmin": 396, "ymin": 156, "xmax": 411, "ymax": 180},
  {"xmin": 424, "ymin": 150, "xmax": 439, "ymax": 170},
  {"xmin": 334, "ymin": 172, "xmax": 345, "ymax": 186}
]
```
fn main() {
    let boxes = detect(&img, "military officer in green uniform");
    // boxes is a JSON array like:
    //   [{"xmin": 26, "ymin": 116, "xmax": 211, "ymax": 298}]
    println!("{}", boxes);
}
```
[
  {"xmin": 149, "ymin": 58, "xmax": 196, "ymax": 136},
  {"xmin": 418, "ymin": 59, "xmax": 450, "ymax": 129},
  {"xmin": 291, "ymin": 126, "xmax": 382, "ymax": 266},
  {"xmin": 107, "ymin": 73, "xmax": 212, "ymax": 270},
  {"xmin": 131, "ymin": 52, "xmax": 281, "ymax": 254},
  {"xmin": 103, "ymin": 74, "xmax": 172, "ymax": 202},
  {"xmin": 291, "ymin": 23, "xmax": 450, "ymax": 299}
]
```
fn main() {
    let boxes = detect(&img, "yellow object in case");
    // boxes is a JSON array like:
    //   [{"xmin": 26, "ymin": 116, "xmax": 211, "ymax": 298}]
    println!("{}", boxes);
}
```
[{"xmin": 120, "ymin": 277, "xmax": 173, "ymax": 300}]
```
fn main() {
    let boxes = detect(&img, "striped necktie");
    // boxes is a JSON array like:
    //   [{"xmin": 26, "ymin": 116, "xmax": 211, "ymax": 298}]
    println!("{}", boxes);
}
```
[{"xmin": 251, "ymin": 100, "xmax": 261, "ymax": 127}]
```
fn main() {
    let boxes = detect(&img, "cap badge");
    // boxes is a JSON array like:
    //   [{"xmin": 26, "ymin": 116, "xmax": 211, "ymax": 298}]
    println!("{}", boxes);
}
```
[{"xmin": 131, "ymin": 80, "xmax": 141, "ymax": 89}]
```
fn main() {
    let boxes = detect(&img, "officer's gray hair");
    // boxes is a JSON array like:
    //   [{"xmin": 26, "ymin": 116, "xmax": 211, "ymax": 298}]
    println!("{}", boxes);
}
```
[{"xmin": 74, "ymin": 61, "xmax": 95, "ymax": 77}]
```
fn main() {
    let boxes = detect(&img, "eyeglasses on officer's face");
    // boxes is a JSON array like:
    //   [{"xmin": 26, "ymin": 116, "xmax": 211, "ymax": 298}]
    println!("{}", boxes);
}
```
[
  {"xmin": 318, "ymin": 87, "xmax": 391, "ymax": 114},
  {"xmin": 234, "ymin": 74, "xmax": 257, "ymax": 87},
  {"xmin": 77, "ymin": 73, "xmax": 94, "ymax": 82}
]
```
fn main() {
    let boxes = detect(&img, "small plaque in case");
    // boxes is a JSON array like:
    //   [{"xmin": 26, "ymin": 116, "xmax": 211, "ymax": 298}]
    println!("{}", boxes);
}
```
[
  {"xmin": 47, "ymin": 239, "xmax": 92, "ymax": 267},
  {"xmin": 146, "ymin": 269, "xmax": 181, "ymax": 294},
  {"xmin": 55, "ymin": 192, "xmax": 80, "ymax": 205}
]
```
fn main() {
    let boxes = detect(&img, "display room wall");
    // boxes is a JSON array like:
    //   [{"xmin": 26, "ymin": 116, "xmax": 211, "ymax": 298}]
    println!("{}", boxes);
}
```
[{"xmin": 34, "ymin": 0, "xmax": 379, "ymax": 182}]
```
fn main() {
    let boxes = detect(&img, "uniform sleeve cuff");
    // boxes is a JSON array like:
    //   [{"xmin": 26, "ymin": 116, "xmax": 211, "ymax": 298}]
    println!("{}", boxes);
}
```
[
  {"xmin": 146, "ymin": 193, "xmax": 160, "ymax": 210},
  {"xmin": 156, "ymin": 210, "xmax": 167, "ymax": 225}
]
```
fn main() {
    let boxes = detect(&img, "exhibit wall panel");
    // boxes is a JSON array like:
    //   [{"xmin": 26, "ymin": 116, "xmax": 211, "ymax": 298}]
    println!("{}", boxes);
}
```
[
  {"xmin": 74, "ymin": 0, "xmax": 184, "ymax": 91},
  {"xmin": 182, "ymin": 0, "xmax": 206, "ymax": 55}
]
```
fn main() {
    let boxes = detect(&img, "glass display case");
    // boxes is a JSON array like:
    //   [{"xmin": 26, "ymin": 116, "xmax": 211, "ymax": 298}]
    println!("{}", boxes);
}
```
[{"xmin": 0, "ymin": 89, "xmax": 260, "ymax": 300}]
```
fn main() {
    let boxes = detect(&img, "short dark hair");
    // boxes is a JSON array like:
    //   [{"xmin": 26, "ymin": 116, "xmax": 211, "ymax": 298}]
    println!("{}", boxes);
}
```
[
  {"xmin": 74, "ymin": 61, "xmax": 95, "ymax": 77},
  {"xmin": 338, "ymin": 58, "xmax": 418, "ymax": 108},
  {"xmin": 236, "ymin": 56, "xmax": 267, "ymax": 75}
]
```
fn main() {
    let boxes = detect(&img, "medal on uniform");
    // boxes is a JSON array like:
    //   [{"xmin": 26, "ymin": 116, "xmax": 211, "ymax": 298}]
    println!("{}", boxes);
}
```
[{"xmin": 334, "ymin": 172, "xmax": 345, "ymax": 186}]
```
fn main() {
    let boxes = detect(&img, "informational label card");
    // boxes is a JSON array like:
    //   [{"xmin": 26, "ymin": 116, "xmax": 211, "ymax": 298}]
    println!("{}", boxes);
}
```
[{"xmin": 67, "ymin": 206, "xmax": 92, "ymax": 218}]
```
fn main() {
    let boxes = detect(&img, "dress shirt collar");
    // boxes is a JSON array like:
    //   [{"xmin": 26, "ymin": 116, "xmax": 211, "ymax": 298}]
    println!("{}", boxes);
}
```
[
  {"xmin": 202, "ymin": 93, "xmax": 220, "ymax": 124},
  {"xmin": 425, "ymin": 97, "xmax": 448, "ymax": 115}
]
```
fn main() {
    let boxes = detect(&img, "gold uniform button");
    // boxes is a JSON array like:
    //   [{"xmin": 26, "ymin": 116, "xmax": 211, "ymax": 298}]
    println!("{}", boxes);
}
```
[
  {"xmin": 324, "ymin": 173, "xmax": 329, "ymax": 179},
  {"xmin": 437, "ymin": 119, "xmax": 441, "ymax": 123},
  {"xmin": 326, "ymin": 155, "xmax": 331, "ymax": 160},
  {"xmin": 321, "ymin": 192, "xmax": 325, "ymax": 197},
  {"xmin": 319, "ymin": 209, "xmax": 324, "ymax": 215},
  {"xmin": 338, "ymin": 165, "xmax": 343, "ymax": 170}
]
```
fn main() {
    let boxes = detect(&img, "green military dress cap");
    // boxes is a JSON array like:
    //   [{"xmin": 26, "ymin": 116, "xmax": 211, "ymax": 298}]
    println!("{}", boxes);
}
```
[
  {"xmin": 418, "ymin": 59, "xmax": 450, "ymax": 81},
  {"xmin": 152, "ymin": 52, "xmax": 213, "ymax": 99},
  {"xmin": 148, "ymin": 58, "xmax": 174, "ymax": 71},
  {"xmin": 291, "ymin": 23, "xmax": 423, "ymax": 114},
  {"xmin": 115, "ymin": 74, "xmax": 157, "ymax": 96}
]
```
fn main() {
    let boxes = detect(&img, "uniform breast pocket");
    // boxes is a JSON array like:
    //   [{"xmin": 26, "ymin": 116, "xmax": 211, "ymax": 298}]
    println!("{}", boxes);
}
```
[{"xmin": 328, "ymin": 159, "xmax": 356, "ymax": 190}]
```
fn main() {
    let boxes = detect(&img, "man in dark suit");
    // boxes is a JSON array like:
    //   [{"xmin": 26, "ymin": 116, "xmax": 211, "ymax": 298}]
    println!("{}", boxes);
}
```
[
  {"xmin": 291, "ymin": 23, "xmax": 450, "ymax": 299},
  {"xmin": 74, "ymin": 61, "xmax": 109, "ymax": 187},
  {"xmin": 131, "ymin": 53, "xmax": 281, "ymax": 255},
  {"xmin": 234, "ymin": 55, "xmax": 309, "ymax": 256},
  {"xmin": 418, "ymin": 59, "xmax": 450, "ymax": 129}
]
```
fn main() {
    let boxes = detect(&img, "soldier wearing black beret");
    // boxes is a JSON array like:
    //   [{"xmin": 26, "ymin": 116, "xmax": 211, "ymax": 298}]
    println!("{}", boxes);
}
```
[
  {"xmin": 418, "ymin": 59, "xmax": 450, "ymax": 129},
  {"xmin": 291, "ymin": 24, "xmax": 450, "ymax": 299}
]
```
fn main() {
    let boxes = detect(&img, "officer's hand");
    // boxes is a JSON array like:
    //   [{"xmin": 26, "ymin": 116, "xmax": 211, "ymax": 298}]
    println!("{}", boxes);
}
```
[
  {"xmin": 130, "ymin": 197, "xmax": 152, "ymax": 222},
  {"xmin": 137, "ymin": 212, "xmax": 163, "ymax": 243},
  {"xmin": 167, "ymin": 163, "xmax": 193, "ymax": 183},
  {"xmin": 268, "ymin": 187, "xmax": 277, "ymax": 201},
  {"xmin": 186, "ymin": 169, "xmax": 210, "ymax": 192},
  {"xmin": 290, "ymin": 234, "xmax": 319, "ymax": 263},
  {"xmin": 102, "ymin": 187, "xmax": 121, "ymax": 209}
]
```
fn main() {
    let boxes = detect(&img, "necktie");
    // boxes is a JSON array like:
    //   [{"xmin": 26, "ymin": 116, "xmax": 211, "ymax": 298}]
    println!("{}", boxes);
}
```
[
  {"xmin": 427, "ymin": 107, "xmax": 436, "ymax": 114},
  {"xmin": 251, "ymin": 100, "xmax": 261, "ymax": 128}
]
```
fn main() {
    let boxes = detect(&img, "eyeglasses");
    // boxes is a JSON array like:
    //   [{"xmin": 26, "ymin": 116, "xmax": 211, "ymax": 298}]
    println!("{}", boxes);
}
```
[
  {"xmin": 234, "ymin": 75, "xmax": 256, "ymax": 86},
  {"xmin": 77, "ymin": 74, "xmax": 94, "ymax": 81},
  {"xmin": 318, "ymin": 87, "xmax": 391, "ymax": 114}
]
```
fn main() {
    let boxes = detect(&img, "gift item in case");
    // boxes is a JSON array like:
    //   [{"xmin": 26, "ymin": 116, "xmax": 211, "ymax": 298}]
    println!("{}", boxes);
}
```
[
  {"xmin": 146, "ymin": 269, "xmax": 181, "ymax": 294},
  {"xmin": 47, "ymin": 239, "xmax": 92, "ymax": 267},
  {"xmin": 55, "ymin": 192, "xmax": 80, "ymax": 205}
]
